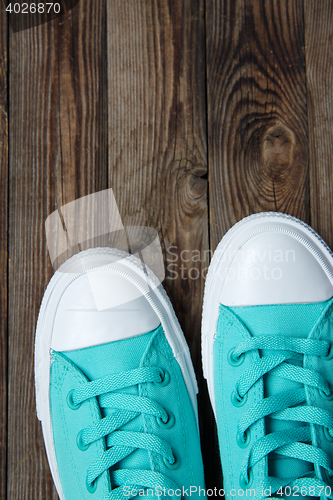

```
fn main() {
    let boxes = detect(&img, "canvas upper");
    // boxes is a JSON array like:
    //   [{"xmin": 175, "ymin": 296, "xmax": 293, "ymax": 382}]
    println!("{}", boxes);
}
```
[
  {"xmin": 214, "ymin": 299, "xmax": 333, "ymax": 499},
  {"xmin": 35, "ymin": 248, "xmax": 205, "ymax": 500}
]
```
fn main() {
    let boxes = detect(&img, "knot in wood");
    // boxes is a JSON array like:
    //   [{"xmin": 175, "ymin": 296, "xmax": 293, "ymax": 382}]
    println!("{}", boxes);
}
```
[{"xmin": 262, "ymin": 124, "xmax": 296, "ymax": 179}]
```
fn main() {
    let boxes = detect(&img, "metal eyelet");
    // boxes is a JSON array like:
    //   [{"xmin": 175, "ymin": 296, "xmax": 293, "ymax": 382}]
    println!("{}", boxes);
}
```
[
  {"xmin": 163, "ymin": 450, "xmax": 180, "ymax": 470},
  {"xmin": 228, "ymin": 347, "xmax": 245, "ymax": 367},
  {"xmin": 66, "ymin": 389, "xmax": 82, "ymax": 410},
  {"xmin": 236, "ymin": 429, "xmax": 251, "ymax": 449},
  {"xmin": 154, "ymin": 368, "xmax": 170, "ymax": 387},
  {"xmin": 76, "ymin": 429, "xmax": 90, "ymax": 451},
  {"xmin": 319, "ymin": 384, "xmax": 333, "ymax": 401},
  {"xmin": 156, "ymin": 410, "xmax": 175, "ymax": 429},
  {"xmin": 324, "ymin": 427, "xmax": 333, "ymax": 442},
  {"xmin": 231, "ymin": 389, "xmax": 248, "ymax": 407},
  {"xmin": 86, "ymin": 477, "xmax": 97, "ymax": 494},
  {"xmin": 323, "ymin": 342, "xmax": 333, "ymax": 360},
  {"xmin": 239, "ymin": 468, "xmax": 253, "ymax": 489}
]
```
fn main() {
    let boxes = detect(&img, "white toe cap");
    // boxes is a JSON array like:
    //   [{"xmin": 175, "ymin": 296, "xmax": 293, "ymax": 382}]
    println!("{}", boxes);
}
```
[
  {"xmin": 51, "ymin": 267, "xmax": 160, "ymax": 352},
  {"xmin": 217, "ymin": 213, "xmax": 333, "ymax": 306}
]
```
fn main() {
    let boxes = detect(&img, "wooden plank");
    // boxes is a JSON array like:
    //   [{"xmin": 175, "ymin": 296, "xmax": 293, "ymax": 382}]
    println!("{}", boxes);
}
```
[
  {"xmin": 7, "ymin": 2, "xmax": 108, "ymax": 499},
  {"xmin": 107, "ymin": 0, "xmax": 208, "ymax": 378},
  {"xmin": 106, "ymin": 0, "xmax": 217, "ymax": 487},
  {"xmin": 0, "ymin": 3, "xmax": 8, "ymax": 499},
  {"xmin": 107, "ymin": 0, "xmax": 208, "ymax": 365},
  {"xmin": 304, "ymin": 0, "xmax": 333, "ymax": 250},
  {"xmin": 206, "ymin": 0, "xmax": 309, "ymax": 249}
]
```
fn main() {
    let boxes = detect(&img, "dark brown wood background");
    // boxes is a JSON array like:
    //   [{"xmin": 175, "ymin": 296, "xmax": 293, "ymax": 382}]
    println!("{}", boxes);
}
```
[{"xmin": 0, "ymin": 0, "xmax": 332, "ymax": 498}]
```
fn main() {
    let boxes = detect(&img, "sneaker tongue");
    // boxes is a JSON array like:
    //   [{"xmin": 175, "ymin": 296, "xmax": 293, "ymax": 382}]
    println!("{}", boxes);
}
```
[
  {"xmin": 63, "ymin": 328, "xmax": 159, "ymax": 486},
  {"xmin": 230, "ymin": 301, "xmax": 328, "ymax": 494},
  {"xmin": 63, "ymin": 329, "xmax": 155, "ymax": 380},
  {"xmin": 231, "ymin": 301, "xmax": 327, "ymax": 340}
]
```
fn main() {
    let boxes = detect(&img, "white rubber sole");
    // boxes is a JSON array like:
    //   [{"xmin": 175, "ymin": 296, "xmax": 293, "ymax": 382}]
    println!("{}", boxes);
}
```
[
  {"xmin": 201, "ymin": 212, "xmax": 333, "ymax": 415},
  {"xmin": 35, "ymin": 247, "xmax": 199, "ymax": 500}
]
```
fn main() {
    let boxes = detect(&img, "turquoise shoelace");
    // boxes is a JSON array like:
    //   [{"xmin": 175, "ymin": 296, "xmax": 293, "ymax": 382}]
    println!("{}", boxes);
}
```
[
  {"xmin": 230, "ymin": 336, "xmax": 333, "ymax": 499},
  {"xmin": 68, "ymin": 366, "xmax": 180, "ymax": 499}
]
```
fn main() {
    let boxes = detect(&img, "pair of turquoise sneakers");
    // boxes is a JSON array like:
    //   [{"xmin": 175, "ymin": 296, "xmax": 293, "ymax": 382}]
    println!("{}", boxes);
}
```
[{"xmin": 35, "ymin": 212, "xmax": 333, "ymax": 499}]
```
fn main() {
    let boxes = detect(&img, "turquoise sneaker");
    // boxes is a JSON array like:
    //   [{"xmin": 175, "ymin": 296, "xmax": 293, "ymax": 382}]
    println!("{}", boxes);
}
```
[
  {"xmin": 202, "ymin": 213, "xmax": 333, "ymax": 499},
  {"xmin": 35, "ymin": 248, "xmax": 205, "ymax": 500}
]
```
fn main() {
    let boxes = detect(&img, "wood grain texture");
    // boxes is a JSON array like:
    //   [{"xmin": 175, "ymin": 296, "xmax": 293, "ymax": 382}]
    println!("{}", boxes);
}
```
[
  {"xmin": 206, "ymin": 0, "xmax": 309, "ymax": 249},
  {"xmin": 107, "ymin": 0, "xmax": 208, "ymax": 383},
  {"xmin": 108, "ymin": 0, "xmax": 208, "ymax": 364},
  {"xmin": 0, "ymin": 4, "xmax": 8, "ymax": 499},
  {"xmin": 7, "ymin": 2, "xmax": 107, "ymax": 499},
  {"xmin": 106, "ymin": 0, "xmax": 219, "ymax": 487},
  {"xmin": 304, "ymin": 0, "xmax": 333, "ymax": 250}
]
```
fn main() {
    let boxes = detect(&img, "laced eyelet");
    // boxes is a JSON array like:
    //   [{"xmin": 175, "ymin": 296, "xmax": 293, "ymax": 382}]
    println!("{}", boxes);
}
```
[
  {"xmin": 154, "ymin": 368, "xmax": 170, "ymax": 387},
  {"xmin": 156, "ymin": 410, "xmax": 175, "ymax": 429},
  {"xmin": 324, "ymin": 427, "xmax": 333, "ymax": 442},
  {"xmin": 319, "ymin": 384, "xmax": 333, "ymax": 401},
  {"xmin": 228, "ymin": 347, "xmax": 245, "ymax": 367},
  {"xmin": 236, "ymin": 429, "xmax": 251, "ymax": 449},
  {"xmin": 239, "ymin": 469, "xmax": 253, "ymax": 489},
  {"xmin": 163, "ymin": 450, "xmax": 180, "ymax": 470},
  {"xmin": 76, "ymin": 429, "xmax": 90, "ymax": 451},
  {"xmin": 322, "ymin": 468, "xmax": 333, "ymax": 487},
  {"xmin": 323, "ymin": 342, "xmax": 333, "ymax": 360},
  {"xmin": 66, "ymin": 389, "xmax": 82, "ymax": 410},
  {"xmin": 86, "ymin": 477, "xmax": 98, "ymax": 494},
  {"xmin": 231, "ymin": 389, "xmax": 248, "ymax": 407}
]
